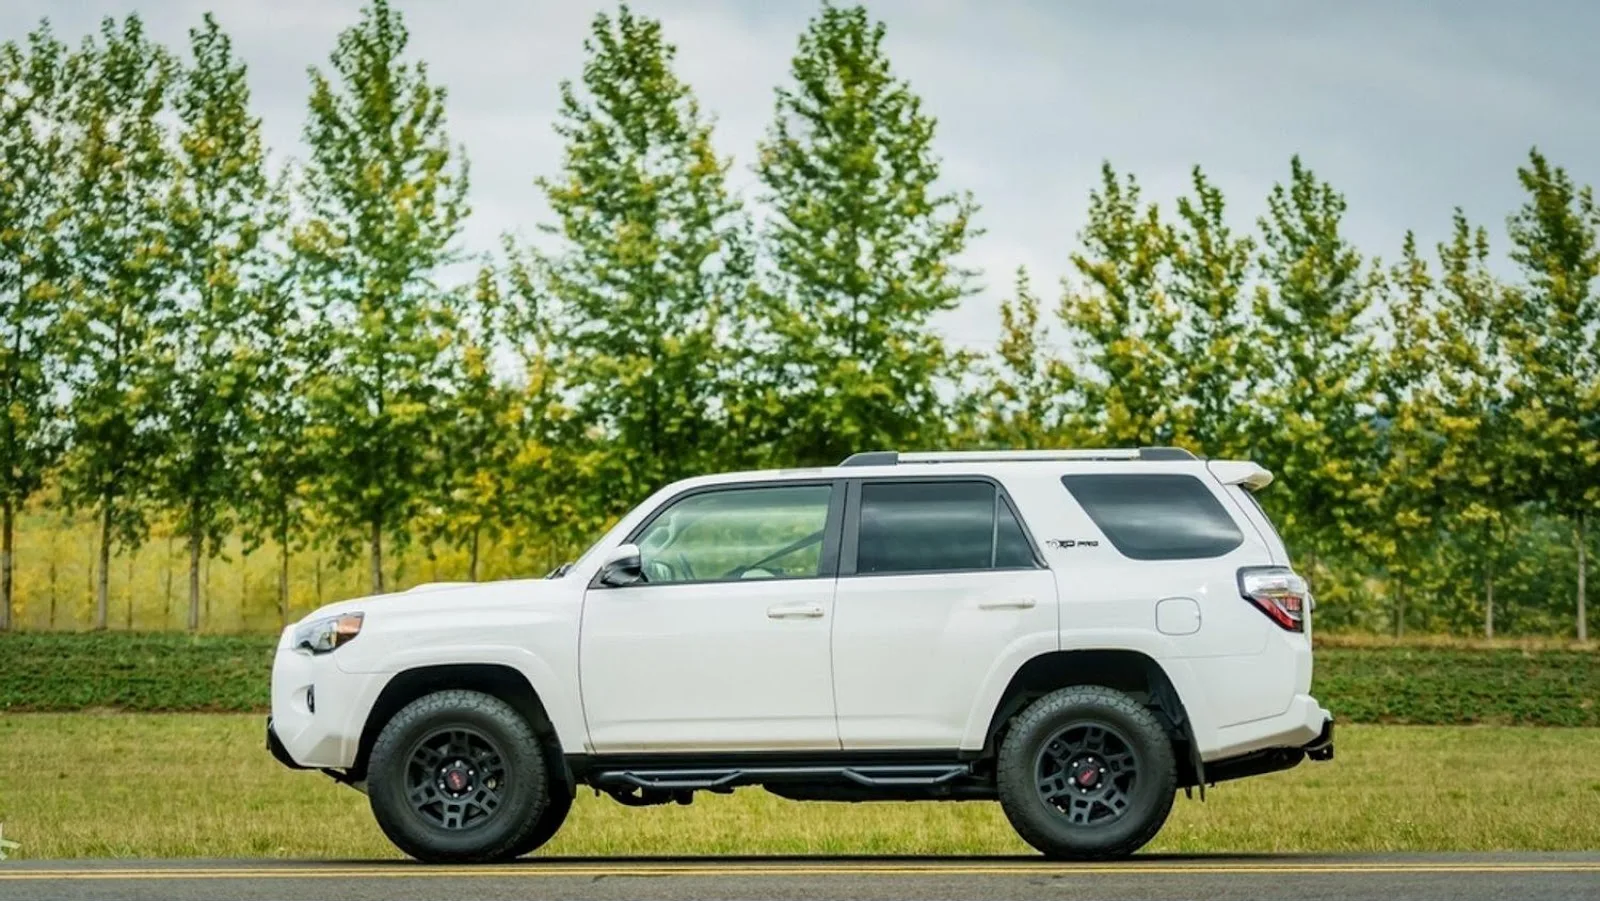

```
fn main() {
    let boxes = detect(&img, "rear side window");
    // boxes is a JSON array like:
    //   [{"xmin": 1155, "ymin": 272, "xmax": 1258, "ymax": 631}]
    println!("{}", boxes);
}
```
[
  {"xmin": 856, "ymin": 481, "xmax": 1037, "ymax": 575},
  {"xmin": 1060, "ymin": 474, "xmax": 1243, "ymax": 560}
]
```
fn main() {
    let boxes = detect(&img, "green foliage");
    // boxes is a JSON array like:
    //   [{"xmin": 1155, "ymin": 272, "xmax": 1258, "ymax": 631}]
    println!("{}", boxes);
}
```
[
  {"xmin": 977, "ymin": 268, "xmax": 1064, "ymax": 447},
  {"xmin": 0, "ymin": 22, "xmax": 72, "ymax": 629},
  {"xmin": 533, "ymin": 5, "xmax": 750, "ymax": 515},
  {"xmin": 1057, "ymin": 164, "xmax": 1180, "ymax": 446},
  {"xmin": 1252, "ymin": 158, "xmax": 1381, "ymax": 568},
  {"xmin": 1504, "ymin": 149, "xmax": 1600, "ymax": 641},
  {"xmin": 159, "ymin": 14, "xmax": 282, "ymax": 629},
  {"xmin": 293, "ymin": 0, "xmax": 469, "ymax": 593},
  {"xmin": 0, "ymin": 6, "xmax": 1596, "ymax": 640},
  {"xmin": 1313, "ymin": 645, "xmax": 1600, "ymax": 727},
  {"xmin": 0, "ymin": 631, "xmax": 269, "ymax": 711},
  {"xmin": 1166, "ymin": 167, "xmax": 1258, "ymax": 458},
  {"xmin": 57, "ymin": 15, "xmax": 178, "ymax": 630},
  {"xmin": 749, "ymin": 2, "xmax": 977, "ymax": 467},
  {"xmin": 6, "ymin": 631, "xmax": 1595, "ymax": 728}
]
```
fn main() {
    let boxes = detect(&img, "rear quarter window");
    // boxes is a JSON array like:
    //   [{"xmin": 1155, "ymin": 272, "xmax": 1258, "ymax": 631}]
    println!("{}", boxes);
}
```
[{"xmin": 1060, "ymin": 473, "xmax": 1244, "ymax": 561}]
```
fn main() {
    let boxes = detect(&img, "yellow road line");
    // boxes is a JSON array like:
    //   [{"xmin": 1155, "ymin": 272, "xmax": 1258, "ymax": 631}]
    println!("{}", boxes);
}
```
[{"xmin": 2, "ymin": 863, "xmax": 1598, "ymax": 881}]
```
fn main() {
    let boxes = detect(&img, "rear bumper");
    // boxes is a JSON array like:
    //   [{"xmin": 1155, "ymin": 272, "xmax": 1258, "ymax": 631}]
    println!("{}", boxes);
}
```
[{"xmin": 1201, "ymin": 716, "xmax": 1333, "ymax": 786}]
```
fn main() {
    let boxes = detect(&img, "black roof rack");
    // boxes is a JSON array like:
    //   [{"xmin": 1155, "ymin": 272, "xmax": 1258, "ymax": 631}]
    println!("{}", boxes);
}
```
[{"xmin": 839, "ymin": 447, "xmax": 1196, "ymax": 466}]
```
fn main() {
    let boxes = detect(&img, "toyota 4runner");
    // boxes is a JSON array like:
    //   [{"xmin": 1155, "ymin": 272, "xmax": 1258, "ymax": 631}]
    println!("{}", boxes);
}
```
[{"xmin": 268, "ymin": 447, "xmax": 1334, "ymax": 862}]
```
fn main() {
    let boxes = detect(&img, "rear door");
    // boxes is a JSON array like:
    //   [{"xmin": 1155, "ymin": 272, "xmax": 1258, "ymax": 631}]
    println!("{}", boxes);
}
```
[{"xmin": 830, "ymin": 477, "xmax": 1059, "ymax": 749}]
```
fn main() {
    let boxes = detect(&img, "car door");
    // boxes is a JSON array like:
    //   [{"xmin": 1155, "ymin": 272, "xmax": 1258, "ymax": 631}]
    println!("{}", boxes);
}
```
[
  {"xmin": 830, "ymin": 477, "xmax": 1059, "ymax": 749},
  {"xmin": 579, "ymin": 480, "xmax": 844, "ymax": 752}
]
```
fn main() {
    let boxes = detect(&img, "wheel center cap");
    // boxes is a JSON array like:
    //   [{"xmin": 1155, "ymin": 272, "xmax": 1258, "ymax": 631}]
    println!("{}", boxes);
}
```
[
  {"xmin": 1076, "ymin": 765, "xmax": 1100, "ymax": 788},
  {"xmin": 442, "ymin": 764, "xmax": 471, "ymax": 793}
]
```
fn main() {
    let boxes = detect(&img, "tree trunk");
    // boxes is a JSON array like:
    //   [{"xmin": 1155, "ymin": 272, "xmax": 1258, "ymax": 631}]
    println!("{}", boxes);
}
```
[
  {"xmin": 469, "ymin": 525, "xmax": 480, "ymax": 582},
  {"xmin": 125, "ymin": 549, "xmax": 135, "ymax": 630},
  {"xmin": 1, "ymin": 498, "xmax": 13, "ymax": 632},
  {"xmin": 1579, "ymin": 514, "xmax": 1589, "ymax": 643},
  {"xmin": 187, "ymin": 527, "xmax": 202, "ymax": 632},
  {"xmin": 369, "ymin": 519, "xmax": 384, "ymax": 594},
  {"xmin": 95, "ymin": 502, "xmax": 112, "ymax": 630},
  {"xmin": 278, "ymin": 543, "xmax": 290, "ymax": 628},
  {"xmin": 48, "ymin": 554, "xmax": 57, "ymax": 629},
  {"xmin": 1484, "ymin": 559, "xmax": 1495, "ymax": 640},
  {"xmin": 315, "ymin": 554, "xmax": 323, "ymax": 605},
  {"xmin": 239, "ymin": 548, "xmax": 249, "ymax": 630},
  {"xmin": 163, "ymin": 534, "xmax": 174, "ymax": 628}
]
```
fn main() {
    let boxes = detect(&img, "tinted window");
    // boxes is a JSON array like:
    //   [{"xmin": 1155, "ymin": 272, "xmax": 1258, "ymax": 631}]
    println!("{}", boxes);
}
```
[
  {"xmin": 1061, "ymin": 474, "xmax": 1243, "ymax": 560},
  {"xmin": 636, "ymin": 484, "xmax": 832, "ymax": 583},
  {"xmin": 856, "ymin": 481, "xmax": 1037, "ymax": 575}
]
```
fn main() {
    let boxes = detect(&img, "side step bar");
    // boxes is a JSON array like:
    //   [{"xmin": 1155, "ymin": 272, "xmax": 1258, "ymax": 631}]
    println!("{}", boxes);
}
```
[{"xmin": 592, "ymin": 763, "xmax": 972, "ymax": 792}]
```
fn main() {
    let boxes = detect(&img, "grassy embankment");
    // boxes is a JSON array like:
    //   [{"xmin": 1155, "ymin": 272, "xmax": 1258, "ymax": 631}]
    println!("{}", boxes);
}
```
[{"xmin": 4, "ymin": 632, "xmax": 1598, "ymax": 726}]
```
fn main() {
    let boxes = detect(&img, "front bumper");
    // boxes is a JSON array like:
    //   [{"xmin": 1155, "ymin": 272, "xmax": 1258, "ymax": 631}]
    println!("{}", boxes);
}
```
[
  {"xmin": 266, "ymin": 717, "xmax": 311, "ymax": 770},
  {"xmin": 268, "ymin": 639, "xmax": 388, "ymax": 770}
]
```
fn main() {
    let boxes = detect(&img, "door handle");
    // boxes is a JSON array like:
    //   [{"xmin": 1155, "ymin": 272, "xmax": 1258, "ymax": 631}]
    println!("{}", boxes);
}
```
[
  {"xmin": 767, "ymin": 603, "xmax": 825, "ymax": 620},
  {"xmin": 979, "ymin": 596, "xmax": 1037, "ymax": 610}
]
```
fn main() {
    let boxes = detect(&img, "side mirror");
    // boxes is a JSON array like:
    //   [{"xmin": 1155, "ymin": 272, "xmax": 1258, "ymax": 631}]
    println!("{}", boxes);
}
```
[{"xmin": 597, "ymin": 543, "xmax": 644, "ymax": 587}]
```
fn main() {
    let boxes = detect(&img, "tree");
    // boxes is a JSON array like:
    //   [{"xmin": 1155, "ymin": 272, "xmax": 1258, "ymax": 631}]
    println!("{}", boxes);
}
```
[
  {"xmin": 1253, "ymin": 157, "xmax": 1381, "ymax": 579},
  {"xmin": 58, "ymin": 16, "xmax": 177, "ymax": 630},
  {"xmin": 293, "ymin": 0, "xmax": 469, "ymax": 594},
  {"xmin": 1371, "ymin": 233, "xmax": 1443, "ymax": 636},
  {"xmin": 159, "ymin": 14, "xmax": 280, "ymax": 630},
  {"xmin": 536, "ymin": 5, "xmax": 749, "ymax": 510},
  {"xmin": 978, "ymin": 268, "xmax": 1065, "ymax": 448},
  {"xmin": 0, "ymin": 23, "xmax": 71, "ymax": 630},
  {"xmin": 1166, "ymin": 167, "xmax": 1258, "ymax": 458},
  {"xmin": 1504, "ymin": 148, "xmax": 1600, "ymax": 641},
  {"xmin": 1430, "ymin": 211, "xmax": 1522, "ymax": 637},
  {"xmin": 751, "ymin": 2, "xmax": 976, "ymax": 466},
  {"xmin": 1057, "ymin": 164, "xmax": 1179, "ymax": 446},
  {"xmin": 423, "ymin": 266, "xmax": 518, "ymax": 581},
  {"xmin": 238, "ymin": 267, "xmax": 318, "ymax": 624}
]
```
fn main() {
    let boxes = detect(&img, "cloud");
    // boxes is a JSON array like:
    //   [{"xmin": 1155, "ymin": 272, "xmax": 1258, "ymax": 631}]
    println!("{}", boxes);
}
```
[{"xmin": 5, "ymin": 0, "xmax": 1598, "ymax": 352}]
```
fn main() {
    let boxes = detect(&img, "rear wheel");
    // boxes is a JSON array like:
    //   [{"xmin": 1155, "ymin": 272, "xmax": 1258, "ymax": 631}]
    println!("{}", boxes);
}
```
[
  {"xmin": 368, "ymin": 690, "xmax": 550, "ymax": 863},
  {"xmin": 996, "ymin": 685, "xmax": 1177, "ymax": 859}
]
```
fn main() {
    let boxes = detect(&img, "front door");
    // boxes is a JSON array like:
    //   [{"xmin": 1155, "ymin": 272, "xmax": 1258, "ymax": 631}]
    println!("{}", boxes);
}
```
[{"xmin": 579, "ymin": 481, "xmax": 844, "ymax": 752}]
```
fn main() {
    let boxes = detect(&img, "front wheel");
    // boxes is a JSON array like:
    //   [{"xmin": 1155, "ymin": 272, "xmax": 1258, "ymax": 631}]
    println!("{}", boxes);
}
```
[
  {"xmin": 996, "ymin": 685, "xmax": 1177, "ymax": 859},
  {"xmin": 367, "ymin": 689, "xmax": 551, "ymax": 863}
]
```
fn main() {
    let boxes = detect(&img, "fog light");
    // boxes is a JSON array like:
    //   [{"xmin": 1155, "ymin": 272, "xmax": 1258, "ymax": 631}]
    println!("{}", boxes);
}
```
[{"xmin": 306, "ymin": 685, "xmax": 316, "ymax": 714}]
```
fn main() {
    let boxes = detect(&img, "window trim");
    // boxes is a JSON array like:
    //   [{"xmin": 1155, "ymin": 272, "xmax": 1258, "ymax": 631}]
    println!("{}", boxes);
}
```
[
  {"xmin": 839, "ymin": 475, "xmax": 1046, "ymax": 578},
  {"xmin": 596, "ymin": 478, "xmax": 846, "ymax": 589},
  {"xmin": 1059, "ymin": 472, "xmax": 1245, "ymax": 561}
]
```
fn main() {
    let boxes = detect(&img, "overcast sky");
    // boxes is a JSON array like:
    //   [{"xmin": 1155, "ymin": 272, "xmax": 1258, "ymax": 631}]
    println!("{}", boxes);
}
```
[{"xmin": 5, "ymin": 0, "xmax": 1598, "ymax": 350}]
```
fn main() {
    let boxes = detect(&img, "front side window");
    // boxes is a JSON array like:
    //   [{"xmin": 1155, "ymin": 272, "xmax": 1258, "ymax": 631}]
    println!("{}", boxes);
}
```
[
  {"xmin": 855, "ymin": 480, "xmax": 1037, "ymax": 575},
  {"xmin": 1061, "ymin": 473, "xmax": 1244, "ymax": 560},
  {"xmin": 635, "ymin": 484, "xmax": 832, "ymax": 584}
]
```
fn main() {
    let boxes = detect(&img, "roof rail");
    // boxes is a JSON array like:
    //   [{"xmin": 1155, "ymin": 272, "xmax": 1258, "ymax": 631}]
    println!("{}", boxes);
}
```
[{"xmin": 838, "ymin": 447, "xmax": 1196, "ymax": 466}]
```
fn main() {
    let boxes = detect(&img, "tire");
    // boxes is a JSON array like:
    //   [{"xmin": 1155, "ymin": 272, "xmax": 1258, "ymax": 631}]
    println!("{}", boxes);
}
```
[
  {"xmin": 368, "ymin": 689, "xmax": 550, "ymax": 863},
  {"xmin": 996, "ymin": 685, "xmax": 1177, "ymax": 859},
  {"xmin": 508, "ymin": 774, "xmax": 573, "ymax": 857}
]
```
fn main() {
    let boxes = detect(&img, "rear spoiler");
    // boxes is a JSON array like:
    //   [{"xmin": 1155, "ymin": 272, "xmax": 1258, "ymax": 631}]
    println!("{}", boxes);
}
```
[{"xmin": 1207, "ymin": 460, "xmax": 1273, "ymax": 491}]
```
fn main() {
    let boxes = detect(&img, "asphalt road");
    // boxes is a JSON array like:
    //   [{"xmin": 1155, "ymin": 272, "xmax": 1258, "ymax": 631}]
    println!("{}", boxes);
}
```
[{"xmin": 1, "ymin": 854, "xmax": 1596, "ymax": 901}]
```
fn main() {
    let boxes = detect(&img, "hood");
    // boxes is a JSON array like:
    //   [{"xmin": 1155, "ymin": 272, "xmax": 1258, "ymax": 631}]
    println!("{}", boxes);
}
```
[{"xmin": 291, "ymin": 578, "xmax": 557, "ymax": 628}]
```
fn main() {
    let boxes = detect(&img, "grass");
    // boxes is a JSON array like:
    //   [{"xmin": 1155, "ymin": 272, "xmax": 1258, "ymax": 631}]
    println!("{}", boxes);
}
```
[
  {"xmin": 0, "ymin": 715, "xmax": 1597, "ymax": 859},
  {"xmin": 6, "ymin": 632, "xmax": 1598, "ymax": 726}
]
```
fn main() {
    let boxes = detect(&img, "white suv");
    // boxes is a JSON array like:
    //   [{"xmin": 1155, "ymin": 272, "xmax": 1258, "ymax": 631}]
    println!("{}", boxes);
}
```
[{"xmin": 268, "ymin": 447, "xmax": 1333, "ymax": 862}]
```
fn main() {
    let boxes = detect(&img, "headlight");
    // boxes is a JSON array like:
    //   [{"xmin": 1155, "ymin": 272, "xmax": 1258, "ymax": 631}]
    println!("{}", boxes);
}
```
[{"xmin": 293, "ymin": 612, "xmax": 364, "ymax": 653}]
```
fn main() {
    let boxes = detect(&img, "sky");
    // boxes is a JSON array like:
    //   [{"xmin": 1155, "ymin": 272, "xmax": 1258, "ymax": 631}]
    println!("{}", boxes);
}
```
[{"xmin": 4, "ymin": 0, "xmax": 1598, "ymax": 351}]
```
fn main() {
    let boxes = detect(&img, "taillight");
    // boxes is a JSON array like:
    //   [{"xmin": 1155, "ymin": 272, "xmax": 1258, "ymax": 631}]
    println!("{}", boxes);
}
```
[{"xmin": 1239, "ymin": 566, "xmax": 1308, "ymax": 631}]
